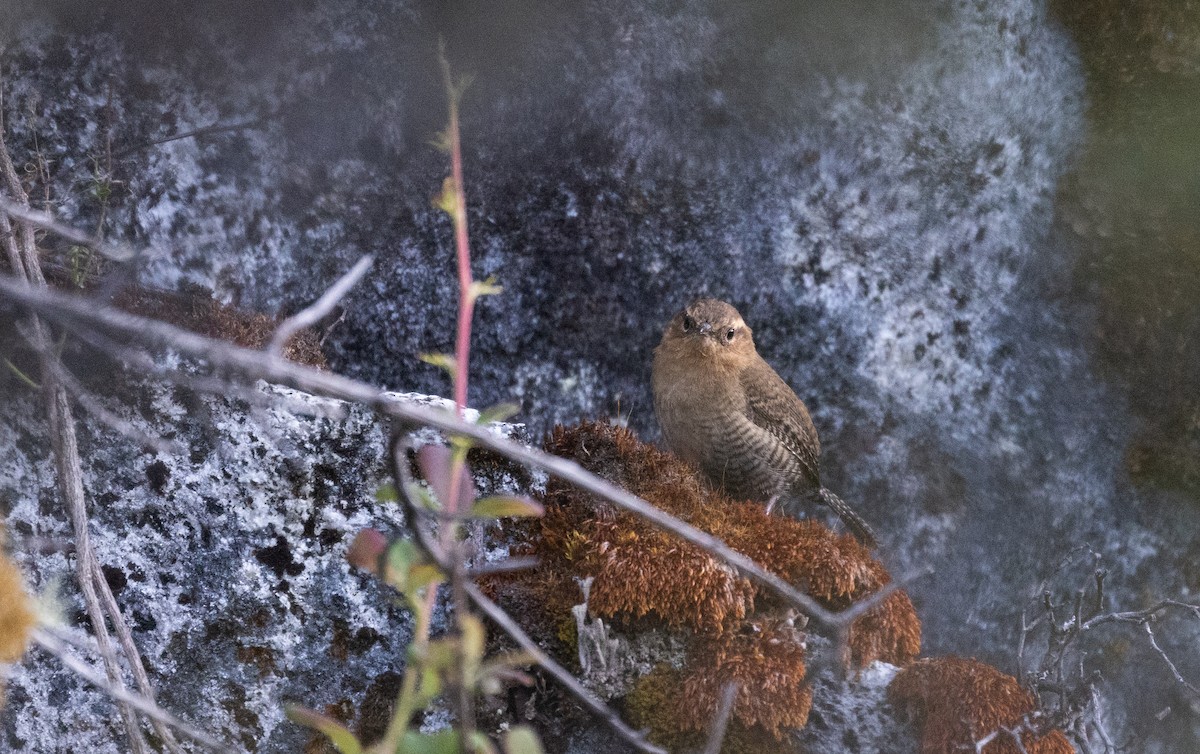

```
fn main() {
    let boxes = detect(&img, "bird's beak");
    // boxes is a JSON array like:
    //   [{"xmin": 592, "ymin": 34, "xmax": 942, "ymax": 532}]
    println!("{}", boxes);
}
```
[{"xmin": 698, "ymin": 321, "xmax": 712, "ymax": 335}]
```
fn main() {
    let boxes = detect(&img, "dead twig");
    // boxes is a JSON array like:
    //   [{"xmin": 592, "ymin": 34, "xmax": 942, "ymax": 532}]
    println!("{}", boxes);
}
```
[
  {"xmin": 0, "ymin": 274, "xmax": 901, "ymax": 639},
  {"xmin": 0, "ymin": 197, "xmax": 137, "ymax": 262},
  {"xmin": 18, "ymin": 328, "xmax": 181, "ymax": 455},
  {"xmin": 1017, "ymin": 550, "xmax": 1200, "ymax": 753},
  {"xmin": 267, "ymin": 255, "xmax": 372, "ymax": 356},
  {"xmin": 701, "ymin": 682, "xmax": 739, "ymax": 754},
  {"xmin": 465, "ymin": 582, "xmax": 666, "ymax": 754},
  {"xmin": 110, "ymin": 117, "xmax": 264, "ymax": 160},
  {"xmin": 0, "ymin": 128, "xmax": 154, "ymax": 753}
]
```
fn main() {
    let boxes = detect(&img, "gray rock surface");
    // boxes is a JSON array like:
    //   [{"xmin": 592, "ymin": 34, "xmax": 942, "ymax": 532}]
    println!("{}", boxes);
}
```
[
  {"xmin": 0, "ymin": 384, "xmax": 523, "ymax": 752},
  {"xmin": 2, "ymin": 0, "xmax": 1199, "ymax": 750}
]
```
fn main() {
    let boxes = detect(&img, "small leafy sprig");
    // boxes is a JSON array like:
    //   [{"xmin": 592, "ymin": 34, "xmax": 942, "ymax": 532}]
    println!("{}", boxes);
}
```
[{"xmin": 288, "ymin": 47, "xmax": 547, "ymax": 754}]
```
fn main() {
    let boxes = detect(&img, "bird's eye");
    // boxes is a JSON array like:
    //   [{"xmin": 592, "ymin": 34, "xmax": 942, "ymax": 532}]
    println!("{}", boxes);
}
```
[
  {"xmin": 725, "ymin": 328, "xmax": 736, "ymax": 341},
  {"xmin": 682, "ymin": 315, "xmax": 695, "ymax": 333}
]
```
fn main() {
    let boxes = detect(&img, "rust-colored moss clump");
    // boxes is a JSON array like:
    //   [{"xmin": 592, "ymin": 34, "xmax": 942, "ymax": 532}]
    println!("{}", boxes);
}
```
[
  {"xmin": 889, "ymin": 656, "xmax": 1075, "ymax": 754},
  {"xmin": 626, "ymin": 662, "xmax": 790, "ymax": 754},
  {"xmin": 677, "ymin": 613, "xmax": 813, "ymax": 736},
  {"xmin": 0, "ymin": 549, "xmax": 35, "ymax": 665},
  {"xmin": 494, "ymin": 420, "xmax": 920, "ymax": 743},
  {"xmin": 714, "ymin": 493, "xmax": 920, "ymax": 668},
  {"xmin": 531, "ymin": 420, "xmax": 920, "ymax": 665},
  {"xmin": 115, "ymin": 285, "xmax": 327, "ymax": 368}
]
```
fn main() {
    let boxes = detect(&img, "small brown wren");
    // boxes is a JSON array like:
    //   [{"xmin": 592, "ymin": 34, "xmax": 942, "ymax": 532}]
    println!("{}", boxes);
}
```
[{"xmin": 652, "ymin": 298, "xmax": 877, "ymax": 547}]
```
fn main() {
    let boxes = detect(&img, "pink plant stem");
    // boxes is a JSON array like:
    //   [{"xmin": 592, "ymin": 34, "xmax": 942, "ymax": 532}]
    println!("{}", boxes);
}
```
[
  {"xmin": 408, "ymin": 62, "xmax": 476, "ymax": 713},
  {"xmin": 441, "ymin": 55, "xmax": 472, "ymax": 519},
  {"xmin": 449, "ymin": 100, "xmax": 472, "ymax": 424}
]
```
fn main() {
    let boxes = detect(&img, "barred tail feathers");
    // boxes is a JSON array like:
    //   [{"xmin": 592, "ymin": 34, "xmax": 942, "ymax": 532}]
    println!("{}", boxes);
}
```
[{"xmin": 817, "ymin": 487, "xmax": 878, "ymax": 549}]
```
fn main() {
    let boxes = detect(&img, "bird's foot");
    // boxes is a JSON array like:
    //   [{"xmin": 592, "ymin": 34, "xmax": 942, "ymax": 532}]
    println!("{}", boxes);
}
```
[{"xmin": 764, "ymin": 494, "xmax": 779, "ymax": 515}]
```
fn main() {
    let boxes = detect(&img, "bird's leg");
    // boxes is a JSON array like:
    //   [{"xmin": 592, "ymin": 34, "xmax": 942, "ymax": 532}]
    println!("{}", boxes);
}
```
[{"xmin": 765, "ymin": 494, "xmax": 780, "ymax": 515}]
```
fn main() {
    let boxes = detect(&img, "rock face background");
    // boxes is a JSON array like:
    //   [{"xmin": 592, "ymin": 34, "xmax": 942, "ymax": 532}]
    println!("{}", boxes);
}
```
[{"xmin": 1, "ymin": 0, "xmax": 1199, "ymax": 751}]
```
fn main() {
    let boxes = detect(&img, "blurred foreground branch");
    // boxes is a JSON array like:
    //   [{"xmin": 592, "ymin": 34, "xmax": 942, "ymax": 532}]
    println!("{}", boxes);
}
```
[
  {"xmin": 0, "ymin": 270, "xmax": 906, "ymax": 637},
  {"xmin": 0, "ymin": 130, "xmax": 187, "ymax": 753}
]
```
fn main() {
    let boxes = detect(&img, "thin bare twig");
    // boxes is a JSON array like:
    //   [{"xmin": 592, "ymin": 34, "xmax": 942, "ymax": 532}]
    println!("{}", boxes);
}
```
[
  {"xmin": 110, "ymin": 117, "xmax": 264, "ymax": 160},
  {"xmin": 15, "ymin": 326, "xmax": 184, "ymax": 749},
  {"xmin": 0, "ymin": 197, "xmax": 137, "ymax": 261},
  {"xmin": 86, "ymin": 556, "xmax": 186, "ymax": 753},
  {"xmin": 18, "ymin": 329, "xmax": 181, "ymax": 455},
  {"xmin": 1018, "ymin": 552, "xmax": 1200, "ymax": 752},
  {"xmin": 975, "ymin": 719, "xmax": 1035, "ymax": 754},
  {"xmin": 1144, "ymin": 621, "xmax": 1200, "ymax": 696},
  {"xmin": 0, "ymin": 274, "xmax": 889, "ymax": 635},
  {"xmin": 267, "ymin": 255, "xmax": 372, "ymax": 355},
  {"xmin": 463, "ymin": 557, "xmax": 540, "ymax": 578},
  {"xmin": 465, "ymin": 582, "xmax": 666, "ymax": 754},
  {"xmin": 701, "ymin": 682, "xmax": 739, "ymax": 754},
  {"xmin": 0, "ymin": 129, "xmax": 151, "ymax": 753},
  {"xmin": 1082, "ymin": 599, "xmax": 1200, "ymax": 631},
  {"xmin": 33, "ymin": 628, "xmax": 235, "ymax": 753}
]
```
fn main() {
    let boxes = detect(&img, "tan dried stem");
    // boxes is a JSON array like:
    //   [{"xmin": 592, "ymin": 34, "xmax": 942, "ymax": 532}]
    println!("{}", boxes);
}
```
[{"xmin": 0, "ymin": 128, "xmax": 181, "ymax": 753}]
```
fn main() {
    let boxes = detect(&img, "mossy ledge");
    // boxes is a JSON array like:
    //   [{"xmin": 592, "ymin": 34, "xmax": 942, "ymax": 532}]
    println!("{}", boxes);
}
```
[
  {"xmin": 889, "ymin": 656, "xmax": 1075, "ymax": 754},
  {"xmin": 487, "ymin": 420, "xmax": 921, "ymax": 748}
]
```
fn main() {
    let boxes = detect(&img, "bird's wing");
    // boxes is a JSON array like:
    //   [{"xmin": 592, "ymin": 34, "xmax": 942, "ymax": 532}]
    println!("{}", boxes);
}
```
[{"xmin": 739, "ymin": 360, "xmax": 822, "ymax": 488}]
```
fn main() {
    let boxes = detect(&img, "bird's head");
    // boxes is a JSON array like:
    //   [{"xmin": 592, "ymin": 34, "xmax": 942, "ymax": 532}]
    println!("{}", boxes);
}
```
[{"xmin": 658, "ymin": 298, "xmax": 756, "ymax": 363}]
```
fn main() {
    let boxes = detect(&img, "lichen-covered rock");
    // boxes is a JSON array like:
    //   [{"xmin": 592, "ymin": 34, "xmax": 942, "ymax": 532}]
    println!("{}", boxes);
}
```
[
  {"xmin": 794, "ymin": 657, "xmax": 918, "ymax": 753},
  {"xmin": 0, "ymin": 381, "xmax": 525, "ymax": 753},
  {"xmin": 1, "ymin": 0, "xmax": 1197, "ymax": 749}
]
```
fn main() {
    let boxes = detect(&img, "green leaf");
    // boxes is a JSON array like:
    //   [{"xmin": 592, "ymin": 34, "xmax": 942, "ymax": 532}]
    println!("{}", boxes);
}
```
[
  {"xmin": 400, "ymin": 729, "xmax": 460, "ymax": 754},
  {"xmin": 376, "ymin": 483, "xmax": 399, "ymax": 502},
  {"xmin": 468, "ymin": 496, "xmax": 545, "ymax": 519},
  {"xmin": 285, "ymin": 706, "xmax": 363, "ymax": 754},
  {"xmin": 416, "ymin": 662, "xmax": 443, "ymax": 706},
  {"xmin": 477, "ymin": 402, "xmax": 520, "ymax": 425},
  {"xmin": 469, "ymin": 731, "xmax": 499, "ymax": 754},
  {"xmin": 432, "ymin": 176, "xmax": 458, "ymax": 215},
  {"xmin": 447, "ymin": 435, "xmax": 475, "ymax": 456},
  {"xmin": 407, "ymin": 563, "xmax": 445, "ymax": 594},
  {"xmin": 429, "ymin": 129, "xmax": 453, "ymax": 154},
  {"xmin": 419, "ymin": 352, "xmax": 457, "ymax": 376},
  {"xmin": 383, "ymin": 539, "xmax": 428, "ymax": 592},
  {"xmin": 408, "ymin": 483, "xmax": 443, "ymax": 512},
  {"xmin": 467, "ymin": 276, "xmax": 503, "ymax": 301},
  {"xmin": 479, "ymin": 651, "xmax": 537, "ymax": 695},
  {"xmin": 459, "ymin": 614, "xmax": 486, "ymax": 682},
  {"xmin": 503, "ymin": 727, "xmax": 545, "ymax": 754},
  {"xmin": 454, "ymin": 73, "xmax": 476, "ymax": 99},
  {"xmin": 461, "ymin": 614, "xmax": 485, "ymax": 657}
]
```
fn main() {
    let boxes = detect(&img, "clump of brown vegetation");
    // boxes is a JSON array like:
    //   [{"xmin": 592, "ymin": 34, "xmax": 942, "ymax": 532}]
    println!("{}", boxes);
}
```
[
  {"xmin": 0, "ymin": 549, "xmax": 34, "ymax": 666},
  {"xmin": 492, "ymin": 420, "xmax": 921, "ymax": 745},
  {"xmin": 532, "ymin": 421, "xmax": 920, "ymax": 663},
  {"xmin": 0, "ymin": 532, "xmax": 36, "ymax": 711},
  {"xmin": 114, "ymin": 285, "xmax": 327, "ymax": 368},
  {"xmin": 889, "ymin": 656, "xmax": 1075, "ymax": 754}
]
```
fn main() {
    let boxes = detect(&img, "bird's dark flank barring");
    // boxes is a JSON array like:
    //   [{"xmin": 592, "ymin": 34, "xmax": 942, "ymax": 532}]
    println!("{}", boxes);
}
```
[{"xmin": 651, "ymin": 298, "xmax": 877, "ymax": 547}]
